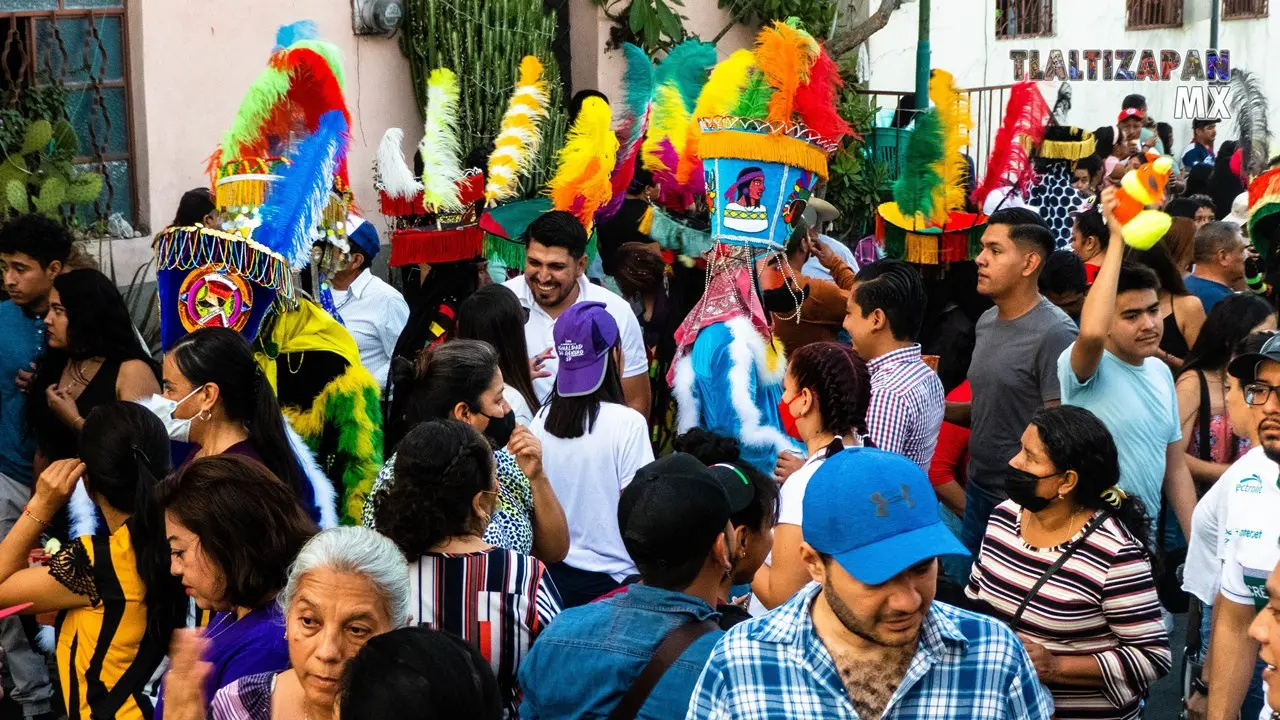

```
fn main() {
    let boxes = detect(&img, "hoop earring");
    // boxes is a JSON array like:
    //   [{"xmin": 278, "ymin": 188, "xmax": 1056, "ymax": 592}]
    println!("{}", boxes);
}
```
[{"xmin": 198, "ymin": 409, "xmax": 213, "ymax": 421}]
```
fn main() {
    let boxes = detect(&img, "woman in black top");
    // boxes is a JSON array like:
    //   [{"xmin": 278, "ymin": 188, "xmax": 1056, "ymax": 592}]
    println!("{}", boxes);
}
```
[{"xmin": 29, "ymin": 268, "xmax": 158, "ymax": 473}]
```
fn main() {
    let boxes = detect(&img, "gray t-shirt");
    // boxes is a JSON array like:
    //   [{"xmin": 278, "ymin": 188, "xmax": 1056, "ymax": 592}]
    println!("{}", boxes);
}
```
[{"xmin": 967, "ymin": 296, "xmax": 1078, "ymax": 501}]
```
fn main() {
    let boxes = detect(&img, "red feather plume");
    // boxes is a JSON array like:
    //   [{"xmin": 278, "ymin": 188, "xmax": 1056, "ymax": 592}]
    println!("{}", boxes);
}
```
[
  {"xmin": 794, "ymin": 49, "xmax": 853, "ymax": 145},
  {"xmin": 970, "ymin": 81, "xmax": 1049, "ymax": 208}
]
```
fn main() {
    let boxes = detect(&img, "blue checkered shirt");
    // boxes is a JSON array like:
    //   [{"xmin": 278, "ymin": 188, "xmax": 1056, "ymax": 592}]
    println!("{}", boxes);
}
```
[
  {"xmin": 686, "ymin": 583, "xmax": 1054, "ymax": 719},
  {"xmin": 866, "ymin": 344, "xmax": 945, "ymax": 472}
]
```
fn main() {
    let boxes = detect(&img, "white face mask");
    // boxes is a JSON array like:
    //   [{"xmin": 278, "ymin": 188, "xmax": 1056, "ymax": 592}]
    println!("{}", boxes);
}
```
[{"xmin": 136, "ymin": 387, "xmax": 203, "ymax": 443}]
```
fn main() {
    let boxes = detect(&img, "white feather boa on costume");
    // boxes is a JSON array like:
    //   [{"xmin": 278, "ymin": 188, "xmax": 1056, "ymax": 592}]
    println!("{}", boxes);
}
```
[
  {"xmin": 672, "ymin": 316, "xmax": 794, "ymax": 458},
  {"xmin": 67, "ymin": 415, "xmax": 339, "ymax": 535}
]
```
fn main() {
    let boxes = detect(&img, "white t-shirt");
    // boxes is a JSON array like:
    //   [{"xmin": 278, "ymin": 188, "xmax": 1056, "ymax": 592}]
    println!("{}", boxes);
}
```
[
  {"xmin": 1181, "ymin": 471, "xmax": 1233, "ymax": 606},
  {"xmin": 504, "ymin": 384, "xmax": 535, "ymax": 427},
  {"xmin": 1216, "ymin": 446, "xmax": 1280, "ymax": 720},
  {"xmin": 503, "ymin": 275, "xmax": 649, "ymax": 404},
  {"xmin": 747, "ymin": 451, "xmax": 826, "ymax": 617},
  {"xmin": 530, "ymin": 402, "xmax": 654, "ymax": 581}
]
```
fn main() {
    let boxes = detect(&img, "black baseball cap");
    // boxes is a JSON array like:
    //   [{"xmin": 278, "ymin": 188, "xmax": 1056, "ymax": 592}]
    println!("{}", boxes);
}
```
[
  {"xmin": 1193, "ymin": 118, "xmax": 1219, "ymax": 130},
  {"xmin": 1228, "ymin": 333, "xmax": 1280, "ymax": 382},
  {"xmin": 707, "ymin": 463, "xmax": 757, "ymax": 516},
  {"xmin": 619, "ymin": 454, "xmax": 732, "ymax": 569}
]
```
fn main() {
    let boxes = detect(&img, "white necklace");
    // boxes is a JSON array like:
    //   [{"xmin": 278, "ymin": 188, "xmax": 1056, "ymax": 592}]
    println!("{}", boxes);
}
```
[{"xmin": 203, "ymin": 612, "xmax": 238, "ymax": 642}]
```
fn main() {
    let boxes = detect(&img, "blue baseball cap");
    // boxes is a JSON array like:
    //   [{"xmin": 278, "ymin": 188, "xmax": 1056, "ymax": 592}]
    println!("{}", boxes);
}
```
[
  {"xmin": 347, "ymin": 215, "xmax": 381, "ymax": 260},
  {"xmin": 802, "ymin": 447, "xmax": 968, "ymax": 585}
]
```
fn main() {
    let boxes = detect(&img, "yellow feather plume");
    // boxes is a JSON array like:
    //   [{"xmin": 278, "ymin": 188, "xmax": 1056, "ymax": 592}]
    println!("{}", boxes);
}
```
[
  {"xmin": 928, "ymin": 69, "xmax": 971, "ymax": 222},
  {"xmin": 676, "ymin": 50, "xmax": 756, "ymax": 188},
  {"xmin": 547, "ymin": 96, "xmax": 618, "ymax": 232},
  {"xmin": 641, "ymin": 84, "xmax": 692, "ymax": 180},
  {"xmin": 485, "ymin": 56, "xmax": 550, "ymax": 205},
  {"xmin": 755, "ymin": 21, "xmax": 819, "ymax": 128}
]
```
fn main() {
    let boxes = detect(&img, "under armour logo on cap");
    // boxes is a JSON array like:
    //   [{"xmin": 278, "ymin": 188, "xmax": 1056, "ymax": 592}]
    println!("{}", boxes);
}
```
[{"xmin": 869, "ymin": 485, "xmax": 916, "ymax": 517}]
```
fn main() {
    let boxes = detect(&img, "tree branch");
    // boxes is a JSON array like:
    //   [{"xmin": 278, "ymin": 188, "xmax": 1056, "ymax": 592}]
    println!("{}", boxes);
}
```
[
  {"xmin": 828, "ymin": 0, "xmax": 901, "ymax": 61},
  {"xmin": 711, "ymin": 17, "xmax": 737, "ymax": 44}
]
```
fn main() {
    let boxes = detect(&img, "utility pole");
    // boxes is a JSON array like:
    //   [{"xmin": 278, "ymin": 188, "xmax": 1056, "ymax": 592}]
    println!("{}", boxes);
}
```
[
  {"xmin": 1210, "ymin": 0, "xmax": 1220, "ymax": 52},
  {"xmin": 914, "ymin": 0, "xmax": 931, "ymax": 113}
]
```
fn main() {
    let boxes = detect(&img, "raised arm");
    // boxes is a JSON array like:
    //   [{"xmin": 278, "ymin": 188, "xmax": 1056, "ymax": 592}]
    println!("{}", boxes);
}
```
[{"xmin": 1070, "ymin": 187, "xmax": 1125, "ymax": 384}]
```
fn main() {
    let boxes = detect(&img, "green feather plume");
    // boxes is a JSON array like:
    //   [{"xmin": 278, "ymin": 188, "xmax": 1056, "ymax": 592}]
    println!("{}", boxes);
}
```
[
  {"xmin": 656, "ymin": 40, "xmax": 717, "ymax": 111},
  {"xmin": 732, "ymin": 71, "xmax": 773, "ymax": 120},
  {"xmin": 893, "ymin": 111, "xmax": 945, "ymax": 220}
]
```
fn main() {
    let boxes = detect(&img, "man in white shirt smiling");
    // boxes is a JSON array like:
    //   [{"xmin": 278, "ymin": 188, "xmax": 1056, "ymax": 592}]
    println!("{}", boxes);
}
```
[
  {"xmin": 503, "ymin": 210, "xmax": 650, "ymax": 418},
  {"xmin": 327, "ymin": 217, "xmax": 410, "ymax": 390}
]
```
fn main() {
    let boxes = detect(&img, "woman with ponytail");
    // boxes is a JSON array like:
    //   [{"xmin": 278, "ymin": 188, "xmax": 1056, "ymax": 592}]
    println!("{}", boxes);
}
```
[
  {"xmin": 966, "ymin": 405, "xmax": 1171, "ymax": 720},
  {"xmin": 372, "ymin": 420, "xmax": 560, "ymax": 718},
  {"xmin": 0, "ymin": 401, "xmax": 185, "ymax": 719},
  {"xmin": 750, "ymin": 342, "xmax": 869, "ymax": 613},
  {"xmin": 148, "ymin": 327, "xmax": 335, "ymax": 527}
]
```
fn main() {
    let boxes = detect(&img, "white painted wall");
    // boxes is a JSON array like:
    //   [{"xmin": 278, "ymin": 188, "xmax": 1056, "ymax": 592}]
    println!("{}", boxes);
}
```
[{"xmin": 865, "ymin": 0, "xmax": 1273, "ymax": 158}]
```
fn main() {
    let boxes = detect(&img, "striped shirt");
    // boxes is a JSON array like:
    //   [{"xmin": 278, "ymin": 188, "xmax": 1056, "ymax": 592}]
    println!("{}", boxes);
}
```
[
  {"xmin": 687, "ymin": 582, "xmax": 1053, "ymax": 719},
  {"xmin": 50, "ymin": 524, "xmax": 169, "ymax": 720},
  {"xmin": 867, "ymin": 344, "xmax": 945, "ymax": 471},
  {"xmin": 410, "ymin": 548, "xmax": 562, "ymax": 717},
  {"xmin": 966, "ymin": 501, "xmax": 1172, "ymax": 719}
]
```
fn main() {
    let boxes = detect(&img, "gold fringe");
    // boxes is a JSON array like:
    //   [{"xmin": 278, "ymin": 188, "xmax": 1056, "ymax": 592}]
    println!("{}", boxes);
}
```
[
  {"xmin": 216, "ymin": 178, "xmax": 272, "ymax": 211},
  {"xmin": 698, "ymin": 130, "xmax": 830, "ymax": 179},
  {"xmin": 1039, "ymin": 133, "xmax": 1097, "ymax": 161},
  {"xmin": 905, "ymin": 232, "xmax": 940, "ymax": 265}
]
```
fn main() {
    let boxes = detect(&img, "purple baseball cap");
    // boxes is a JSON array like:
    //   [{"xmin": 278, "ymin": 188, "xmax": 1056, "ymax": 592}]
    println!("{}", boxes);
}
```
[{"xmin": 553, "ymin": 301, "xmax": 619, "ymax": 397}]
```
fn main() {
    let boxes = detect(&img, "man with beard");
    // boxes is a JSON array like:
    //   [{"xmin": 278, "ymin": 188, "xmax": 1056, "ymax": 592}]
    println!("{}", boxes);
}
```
[
  {"xmin": 503, "ymin": 211, "xmax": 651, "ymax": 418},
  {"xmin": 686, "ymin": 448, "xmax": 1052, "ymax": 719},
  {"xmin": 1205, "ymin": 333, "xmax": 1280, "ymax": 720},
  {"xmin": 1059, "ymin": 187, "xmax": 1197, "ymax": 543}
]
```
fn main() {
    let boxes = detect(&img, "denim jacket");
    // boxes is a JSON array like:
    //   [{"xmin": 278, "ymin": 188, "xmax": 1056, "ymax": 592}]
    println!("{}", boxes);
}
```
[{"xmin": 518, "ymin": 584, "xmax": 723, "ymax": 719}]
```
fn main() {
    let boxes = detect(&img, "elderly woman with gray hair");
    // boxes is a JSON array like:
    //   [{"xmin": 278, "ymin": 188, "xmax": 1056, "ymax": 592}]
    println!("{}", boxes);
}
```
[{"xmin": 165, "ymin": 526, "xmax": 411, "ymax": 720}]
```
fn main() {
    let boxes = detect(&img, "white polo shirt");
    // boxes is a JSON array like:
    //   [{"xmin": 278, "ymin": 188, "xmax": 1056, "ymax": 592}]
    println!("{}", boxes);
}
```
[
  {"xmin": 329, "ymin": 269, "xmax": 410, "ymax": 390},
  {"xmin": 503, "ymin": 274, "xmax": 648, "ymax": 403}
]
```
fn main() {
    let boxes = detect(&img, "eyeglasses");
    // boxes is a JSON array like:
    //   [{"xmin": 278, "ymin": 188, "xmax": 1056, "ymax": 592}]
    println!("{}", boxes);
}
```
[{"xmin": 1245, "ymin": 382, "xmax": 1280, "ymax": 407}]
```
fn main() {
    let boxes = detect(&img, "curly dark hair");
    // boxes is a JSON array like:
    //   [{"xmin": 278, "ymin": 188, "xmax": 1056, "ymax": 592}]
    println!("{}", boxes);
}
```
[
  {"xmin": 1030, "ymin": 405, "xmax": 1151, "ymax": 553},
  {"xmin": 673, "ymin": 428, "xmax": 778, "ymax": 532},
  {"xmin": 787, "ymin": 342, "xmax": 870, "ymax": 438},
  {"xmin": 157, "ymin": 455, "xmax": 318, "ymax": 609},
  {"xmin": 374, "ymin": 420, "xmax": 497, "ymax": 557}
]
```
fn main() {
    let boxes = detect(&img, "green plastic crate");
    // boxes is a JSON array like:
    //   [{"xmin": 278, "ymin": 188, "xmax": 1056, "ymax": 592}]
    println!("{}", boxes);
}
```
[{"xmin": 865, "ymin": 127, "xmax": 909, "ymax": 182}]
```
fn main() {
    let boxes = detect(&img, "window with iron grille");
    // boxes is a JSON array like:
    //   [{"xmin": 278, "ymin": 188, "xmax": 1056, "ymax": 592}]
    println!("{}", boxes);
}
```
[
  {"xmin": 1126, "ymin": 0, "xmax": 1184, "ymax": 29},
  {"xmin": 995, "ymin": 0, "xmax": 1053, "ymax": 38},
  {"xmin": 1223, "ymin": 0, "xmax": 1268, "ymax": 19},
  {"xmin": 0, "ymin": 0, "xmax": 134, "ymax": 226}
]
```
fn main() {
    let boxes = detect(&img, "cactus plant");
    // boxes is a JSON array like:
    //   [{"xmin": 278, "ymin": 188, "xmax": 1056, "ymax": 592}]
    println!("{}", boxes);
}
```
[{"xmin": 0, "ymin": 118, "xmax": 104, "ymax": 221}]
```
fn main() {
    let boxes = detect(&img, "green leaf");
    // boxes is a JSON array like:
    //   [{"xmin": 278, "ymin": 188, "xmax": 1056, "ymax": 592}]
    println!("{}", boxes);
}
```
[
  {"xmin": 5, "ymin": 180, "xmax": 29, "ymax": 214},
  {"xmin": 655, "ymin": 0, "xmax": 682, "ymax": 40},
  {"xmin": 21, "ymin": 119, "xmax": 52, "ymax": 155},
  {"xmin": 51, "ymin": 120, "xmax": 78, "ymax": 156},
  {"xmin": 629, "ymin": 0, "xmax": 646, "ymax": 34},
  {"xmin": 66, "ymin": 173, "xmax": 103, "ymax": 204}
]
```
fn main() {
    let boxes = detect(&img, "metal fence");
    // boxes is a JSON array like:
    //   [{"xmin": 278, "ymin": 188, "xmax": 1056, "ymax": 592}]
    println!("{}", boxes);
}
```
[{"xmin": 0, "ymin": 0, "xmax": 134, "ymax": 227}]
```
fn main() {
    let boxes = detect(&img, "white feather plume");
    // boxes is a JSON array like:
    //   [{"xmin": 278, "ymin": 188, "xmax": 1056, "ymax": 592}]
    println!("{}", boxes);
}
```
[{"xmin": 376, "ymin": 128, "xmax": 423, "ymax": 199}]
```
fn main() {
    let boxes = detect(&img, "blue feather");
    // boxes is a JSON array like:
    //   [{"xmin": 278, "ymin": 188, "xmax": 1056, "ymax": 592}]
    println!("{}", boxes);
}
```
[
  {"xmin": 655, "ymin": 40, "xmax": 717, "ymax": 112},
  {"xmin": 256, "ymin": 110, "xmax": 349, "ymax": 269},
  {"xmin": 275, "ymin": 20, "xmax": 318, "ymax": 52}
]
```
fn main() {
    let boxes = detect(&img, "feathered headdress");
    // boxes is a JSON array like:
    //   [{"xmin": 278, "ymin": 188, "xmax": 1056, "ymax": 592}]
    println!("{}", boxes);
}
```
[
  {"xmin": 891, "ymin": 112, "xmax": 945, "ymax": 224},
  {"xmin": 419, "ymin": 68, "xmax": 465, "ymax": 212},
  {"xmin": 928, "ymin": 69, "xmax": 971, "ymax": 222},
  {"xmin": 375, "ymin": 128, "xmax": 423, "ymax": 206},
  {"xmin": 1229, "ymin": 69, "xmax": 1270, "ymax": 180},
  {"xmin": 597, "ymin": 44, "xmax": 655, "ymax": 221},
  {"xmin": 677, "ymin": 49, "xmax": 756, "ymax": 197},
  {"xmin": 971, "ymin": 81, "xmax": 1050, "ymax": 208},
  {"xmin": 547, "ymin": 96, "xmax": 618, "ymax": 231},
  {"xmin": 485, "ymin": 56, "xmax": 551, "ymax": 205},
  {"xmin": 640, "ymin": 40, "xmax": 717, "ymax": 200}
]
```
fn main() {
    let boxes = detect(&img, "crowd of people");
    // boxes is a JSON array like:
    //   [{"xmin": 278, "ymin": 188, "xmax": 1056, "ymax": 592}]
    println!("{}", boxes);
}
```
[{"xmin": 3, "ymin": 35, "xmax": 1280, "ymax": 720}]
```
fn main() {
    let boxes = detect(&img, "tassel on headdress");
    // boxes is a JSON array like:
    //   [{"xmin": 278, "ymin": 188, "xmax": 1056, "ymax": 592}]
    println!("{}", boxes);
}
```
[
  {"xmin": 547, "ymin": 96, "xmax": 618, "ymax": 231},
  {"xmin": 419, "ymin": 68, "xmax": 465, "ymax": 211}
]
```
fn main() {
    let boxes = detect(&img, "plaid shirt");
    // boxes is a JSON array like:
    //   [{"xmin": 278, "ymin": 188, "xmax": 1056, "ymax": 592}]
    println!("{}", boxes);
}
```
[
  {"xmin": 867, "ymin": 344, "xmax": 945, "ymax": 471},
  {"xmin": 686, "ymin": 583, "xmax": 1054, "ymax": 720}
]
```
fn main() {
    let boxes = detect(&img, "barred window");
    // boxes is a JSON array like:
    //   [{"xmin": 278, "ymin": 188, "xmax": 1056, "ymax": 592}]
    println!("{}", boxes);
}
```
[
  {"xmin": 995, "ymin": 0, "xmax": 1053, "ymax": 38},
  {"xmin": 1126, "ymin": 0, "xmax": 1184, "ymax": 29},
  {"xmin": 1223, "ymin": 0, "xmax": 1268, "ymax": 19}
]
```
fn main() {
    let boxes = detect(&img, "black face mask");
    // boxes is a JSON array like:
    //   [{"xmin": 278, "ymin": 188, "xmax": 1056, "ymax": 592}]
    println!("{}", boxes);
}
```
[
  {"xmin": 482, "ymin": 409, "xmax": 517, "ymax": 449},
  {"xmin": 1004, "ymin": 468, "xmax": 1061, "ymax": 513}
]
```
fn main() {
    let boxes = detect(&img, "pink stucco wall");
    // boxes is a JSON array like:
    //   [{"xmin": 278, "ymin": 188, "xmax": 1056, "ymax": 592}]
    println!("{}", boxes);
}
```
[{"xmin": 127, "ymin": 0, "xmax": 419, "ymax": 236}]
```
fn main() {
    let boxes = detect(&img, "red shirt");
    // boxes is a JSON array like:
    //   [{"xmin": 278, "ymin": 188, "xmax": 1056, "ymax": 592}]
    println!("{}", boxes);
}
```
[
  {"xmin": 928, "ymin": 381, "xmax": 971, "ymax": 488},
  {"xmin": 1084, "ymin": 262, "xmax": 1101, "ymax": 286}
]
